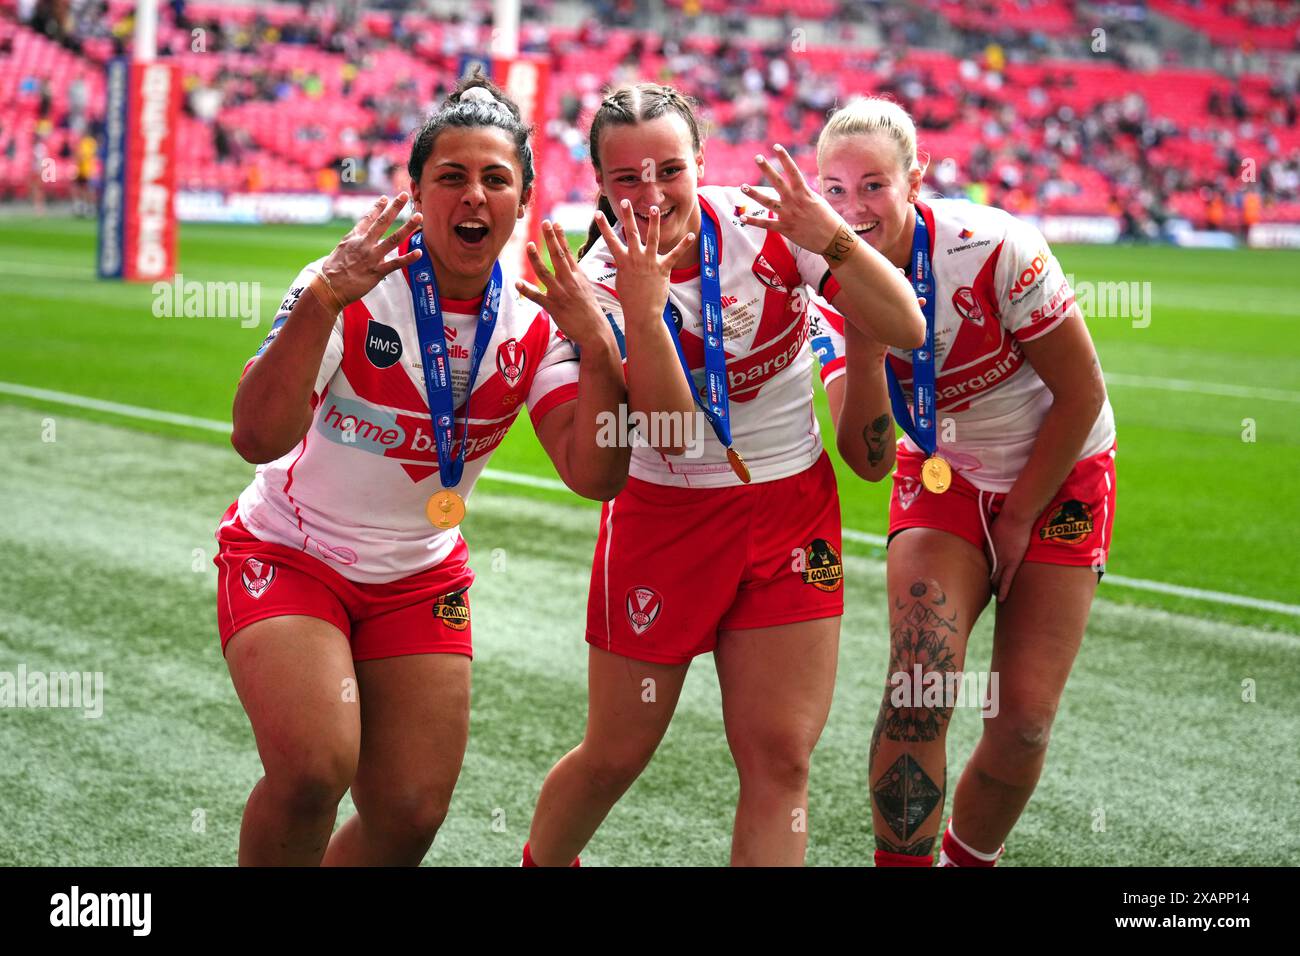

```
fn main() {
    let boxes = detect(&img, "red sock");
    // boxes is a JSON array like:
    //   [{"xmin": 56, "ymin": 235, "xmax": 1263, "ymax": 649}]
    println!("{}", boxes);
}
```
[
  {"xmin": 873, "ymin": 849, "xmax": 933, "ymax": 867},
  {"xmin": 939, "ymin": 820, "xmax": 1002, "ymax": 867},
  {"xmin": 521, "ymin": 842, "xmax": 580, "ymax": 867}
]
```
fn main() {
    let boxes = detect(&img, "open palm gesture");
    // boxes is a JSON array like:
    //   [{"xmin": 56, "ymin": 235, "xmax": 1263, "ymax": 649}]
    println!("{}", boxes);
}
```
[{"xmin": 739, "ymin": 144, "xmax": 848, "ymax": 255}]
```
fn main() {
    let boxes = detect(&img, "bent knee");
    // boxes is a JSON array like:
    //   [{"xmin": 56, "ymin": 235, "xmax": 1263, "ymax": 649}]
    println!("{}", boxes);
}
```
[
  {"xmin": 985, "ymin": 711, "xmax": 1055, "ymax": 755},
  {"xmin": 262, "ymin": 757, "xmax": 355, "ymax": 815},
  {"xmin": 874, "ymin": 691, "xmax": 957, "ymax": 748},
  {"xmin": 731, "ymin": 734, "xmax": 814, "ymax": 791},
  {"xmin": 358, "ymin": 787, "xmax": 452, "ymax": 844},
  {"xmin": 578, "ymin": 743, "xmax": 657, "ymax": 796}
]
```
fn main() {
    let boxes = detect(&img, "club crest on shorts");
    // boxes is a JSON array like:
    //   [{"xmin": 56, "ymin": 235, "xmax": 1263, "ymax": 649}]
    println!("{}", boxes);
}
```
[
  {"xmin": 952, "ymin": 286, "xmax": 984, "ymax": 326},
  {"xmin": 801, "ymin": 539, "xmax": 843, "ymax": 592},
  {"xmin": 1039, "ymin": 499, "xmax": 1094, "ymax": 543},
  {"xmin": 897, "ymin": 476, "xmax": 922, "ymax": 511},
  {"xmin": 241, "ymin": 558, "xmax": 275, "ymax": 599},
  {"xmin": 433, "ymin": 588, "xmax": 470, "ymax": 631},
  {"xmin": 625, "ymin": 586, "xmax": 663, "ymax": 636},
  {"xmin": 496, "ymin": 338, "xmax": 526, "ymax": 389}
]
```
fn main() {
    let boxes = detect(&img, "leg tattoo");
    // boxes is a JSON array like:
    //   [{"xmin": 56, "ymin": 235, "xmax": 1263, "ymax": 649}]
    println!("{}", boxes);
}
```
[{"xmin": 870, "ymin": 579, "xmax": 961, "ymax": 853}]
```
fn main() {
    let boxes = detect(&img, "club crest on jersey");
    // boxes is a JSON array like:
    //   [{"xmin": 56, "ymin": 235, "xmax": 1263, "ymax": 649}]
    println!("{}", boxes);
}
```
[
  {"xmin": 801, "ymin": 539, "xmax": 844, "ymax": 592},
  {"xmin": 365, "ymin": 321, "xmax": 403, "ymax": 368},
  {"xmin": 898, "ymin": 476, "xmax": 922, "ymax": 511},
  {"xmin": 433, "ymin": 588, "xmax": 470, "ymax": 631},
  {"xmin": 753, "ymin": 255, "xmax": 788, "ymax": 294},
  {"xmin": 952, "ymin": 286, "xmax": 985, "ymax": 326},
  {"xmin": 1039, "ymin": 500, "xmax": 1094, "ymax": 543},
  {"xmin": 626, "ymin": 586, "xmax": 663, "ymax": 636},
  {"xmin": 496, "ymin": 338, "xmax": 526, "ymax": 388},
  {"xmin": 241, "ymin": 558, "xmax": 275, "ymax": 599}
]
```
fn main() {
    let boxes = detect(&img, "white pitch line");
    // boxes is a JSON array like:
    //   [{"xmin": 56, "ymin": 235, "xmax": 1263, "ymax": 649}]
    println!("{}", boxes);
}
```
[
  {"xmin": 0, "ymin": 382, "xmax": 231, "ymax": 433},
  {"xmin": 1104, "ymin": 372, "xmax": 1300, "ymax": 404},
  {"xmin": 3, "ymin": 380, "xmax": 1298, "ymax": 618}
]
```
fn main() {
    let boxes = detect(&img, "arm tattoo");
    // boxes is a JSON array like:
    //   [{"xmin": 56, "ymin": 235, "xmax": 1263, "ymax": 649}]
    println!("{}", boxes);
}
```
[
  {"xmin": 822, "ymin": 224, "xmax": 858, "ymax": 265},
  {"xmin": 864, "ymin": 412, "xmax": 891, "ymax": 467}
]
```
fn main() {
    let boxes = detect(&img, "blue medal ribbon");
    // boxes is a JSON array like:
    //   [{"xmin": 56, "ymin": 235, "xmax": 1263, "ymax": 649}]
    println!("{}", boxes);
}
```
[
  {"xmin": 404, "ymin": 230, "xmax": 503, "ymax": 488},
  {"xmin": 885, "ymin": 208, "xmax": 938, "ymax": 457},
  {"xmin": 660, "ymin": 205, "xmax": 735, "ymax": 450}
]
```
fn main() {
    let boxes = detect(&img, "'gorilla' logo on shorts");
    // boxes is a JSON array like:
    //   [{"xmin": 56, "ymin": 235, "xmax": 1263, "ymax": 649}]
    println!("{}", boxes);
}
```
[
  {"xmin": 1039, "ymin": 500, "xmax": 1094, "ymax": 543},
  {"xmin": 433, "ymin": 588, "xmax": 470, "ymax": 631},
  {"xmin": 802, "ymin": 539, "xmax": 843, "ymax": 592}
]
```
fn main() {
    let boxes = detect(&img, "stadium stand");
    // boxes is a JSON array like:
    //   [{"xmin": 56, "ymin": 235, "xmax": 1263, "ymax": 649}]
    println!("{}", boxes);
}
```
[{"xmin": 2, "ymin": 0, "xmax": 1297, "ymax": 235}]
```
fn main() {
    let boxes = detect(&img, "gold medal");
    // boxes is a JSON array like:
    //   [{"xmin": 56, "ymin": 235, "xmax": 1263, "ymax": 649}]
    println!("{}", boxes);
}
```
[
  {"xmin": 921, "ymin": 456, "xmax": 952, "ymax": 494},
  {"xmin": 426, "ymin": 490, "xmax": 466, "ymax": 529},
  {"xmin": 727, "ymin": 446, "xmax": 752, "ymax": 484}
]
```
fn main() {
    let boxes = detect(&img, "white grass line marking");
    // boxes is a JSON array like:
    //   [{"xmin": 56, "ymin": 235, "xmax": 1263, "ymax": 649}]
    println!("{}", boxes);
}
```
[
  {"xmin": 3, "ymin": 381, "xmax": 1298, "ymax": 618},
  {"xmin": 1104, "ymin": 373, "xmax": 1300, "ymax": 404},
  {"xmin": 0, "ymin": 382, "xmax": 231, "ymax": 433}
]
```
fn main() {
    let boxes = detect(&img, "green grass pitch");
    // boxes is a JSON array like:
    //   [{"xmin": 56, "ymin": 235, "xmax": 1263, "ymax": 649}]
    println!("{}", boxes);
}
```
[{"xmin": 0, "ymin": 216, "xmax": 1296, "ymax": 865}]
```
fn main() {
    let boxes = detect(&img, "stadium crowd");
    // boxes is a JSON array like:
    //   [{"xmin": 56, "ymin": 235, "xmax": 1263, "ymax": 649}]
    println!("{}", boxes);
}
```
[{"xmin": 3, "ymin": 0, "xmax": 1299, "ymax": 234}]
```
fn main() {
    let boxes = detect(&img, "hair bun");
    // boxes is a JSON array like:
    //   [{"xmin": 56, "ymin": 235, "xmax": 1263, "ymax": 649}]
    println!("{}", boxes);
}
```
[{"xmin": 461, "ymin": 86, "xmax": 498, "ymax": 106}]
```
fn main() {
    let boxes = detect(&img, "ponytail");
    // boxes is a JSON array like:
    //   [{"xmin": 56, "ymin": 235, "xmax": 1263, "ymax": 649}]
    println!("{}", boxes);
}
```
[{"xmin": 579, "ymin": 194, "xmax": 617, "ymax": 259}]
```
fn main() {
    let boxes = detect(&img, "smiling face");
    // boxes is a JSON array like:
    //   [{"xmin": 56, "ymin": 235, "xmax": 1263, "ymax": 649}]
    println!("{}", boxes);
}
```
[
  {"xmin": 818, "ymin": 132, "xmax": 921, "ymax": 269},
  {"xmin": 595, "ymin": 113, "xmax": 703, "ymax": 256},
  {"xmin": 411, "ymin": 125, "xmax": 529, "ymax": 299}
]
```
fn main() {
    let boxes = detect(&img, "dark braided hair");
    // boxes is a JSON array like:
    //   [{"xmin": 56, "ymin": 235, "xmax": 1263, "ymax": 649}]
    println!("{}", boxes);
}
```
[
  {"xmin": 579, "ymin": 83, "xmax": 704, "ymax": 258},
  {"xmin": 407, "ymin": 69, "xmax": 535, "ymax": 197}
]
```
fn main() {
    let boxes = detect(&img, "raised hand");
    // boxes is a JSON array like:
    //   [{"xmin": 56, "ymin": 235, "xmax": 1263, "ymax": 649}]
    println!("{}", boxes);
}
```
[
  {"xmin": 516, "ymin": 220, "xmax": 608, "ymax": 348},
  {"xmin": 596, "ymin": 198, "xmax": 696, "ymax": 325},
  {"xmin": 319, "ymin": 192, "xmax": 424, "ymax": 308},
  {"xmin": 739, "ymin": 144, "xmax": 849, "ymax": 256}
]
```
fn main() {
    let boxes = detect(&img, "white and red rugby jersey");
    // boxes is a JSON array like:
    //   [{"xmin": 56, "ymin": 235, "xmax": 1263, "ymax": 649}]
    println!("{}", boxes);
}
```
[
  {"xmin": 580, "ymin": 184, "xmax": 839, "ymax": 488},
  {"xmin": 813, "ymin": 198, "xmax": 1115, "ymax": 493},
  {"xmin": 229, "ymin": 237, "xmax": 580, "ymax": 583}
]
